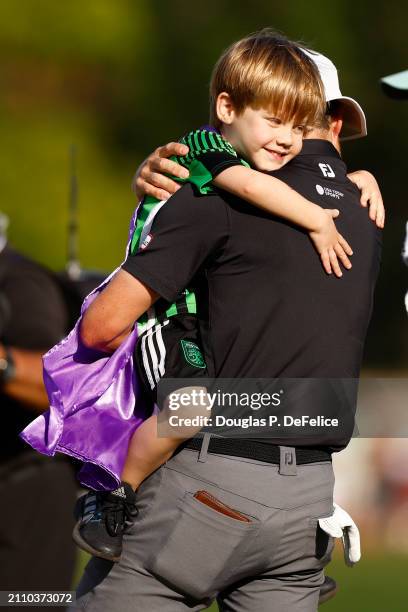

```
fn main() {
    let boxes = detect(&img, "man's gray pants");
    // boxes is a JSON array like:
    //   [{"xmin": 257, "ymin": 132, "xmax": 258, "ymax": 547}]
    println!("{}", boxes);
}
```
[{"xmin": 73, "ymin": 442, "xmax": 335, "ymax": 611}]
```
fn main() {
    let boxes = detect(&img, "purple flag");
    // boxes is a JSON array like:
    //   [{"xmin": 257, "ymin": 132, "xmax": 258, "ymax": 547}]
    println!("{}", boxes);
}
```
[{"xmin": 20, "ymin": 209, "xmax": 148, "ymax": 490}]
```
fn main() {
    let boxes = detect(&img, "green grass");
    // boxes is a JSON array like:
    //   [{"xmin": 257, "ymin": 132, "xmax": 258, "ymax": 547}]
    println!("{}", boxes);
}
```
[{"xmin": 74, "ymin": 549, "xmax": 408, "ymax": 611}]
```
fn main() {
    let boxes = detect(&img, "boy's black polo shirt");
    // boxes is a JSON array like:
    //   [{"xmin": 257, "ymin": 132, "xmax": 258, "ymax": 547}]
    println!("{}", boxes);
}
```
[{"xmin": 123, "ymin": 139, "xmax": 381, "ymax": 447}]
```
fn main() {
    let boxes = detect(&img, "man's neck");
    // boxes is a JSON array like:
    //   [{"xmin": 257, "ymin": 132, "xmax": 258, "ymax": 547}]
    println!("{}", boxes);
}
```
[{"xmin": 304, "ymin": 130, "xmax": 341, "ymax": 155}]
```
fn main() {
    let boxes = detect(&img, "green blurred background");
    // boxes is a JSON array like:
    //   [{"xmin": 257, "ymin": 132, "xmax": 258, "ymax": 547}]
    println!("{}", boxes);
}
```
[{"xmin": 1, "ymin": 2, "xmax": 407, "ymax": 607}]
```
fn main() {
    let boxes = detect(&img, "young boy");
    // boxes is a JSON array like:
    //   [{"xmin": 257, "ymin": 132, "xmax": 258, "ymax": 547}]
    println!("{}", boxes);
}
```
[{"xmin": 71, "ymin": 31, "xmax": 380, "ymax": 562}]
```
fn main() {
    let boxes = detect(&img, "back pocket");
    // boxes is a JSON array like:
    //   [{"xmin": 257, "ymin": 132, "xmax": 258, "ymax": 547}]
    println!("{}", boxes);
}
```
[{"xmin": 146, "ymin": 489, "xmax": 259, "ymax": 600}]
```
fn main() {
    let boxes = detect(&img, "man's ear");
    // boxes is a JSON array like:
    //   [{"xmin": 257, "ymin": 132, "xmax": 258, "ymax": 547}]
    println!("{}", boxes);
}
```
[
  {"xmin": 216, "ymin": 92, "xmax": 235, "ymax": 125},
  {"xmin": 330, "ymin": 117, "xmax": 343, "ymax": 140}
]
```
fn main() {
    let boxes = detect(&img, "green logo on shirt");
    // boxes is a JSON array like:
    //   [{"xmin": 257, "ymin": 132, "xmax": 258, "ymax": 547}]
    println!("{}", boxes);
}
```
[{"xmin": 180, "ymin": 340, "xmax": 206, "ymax": 369}]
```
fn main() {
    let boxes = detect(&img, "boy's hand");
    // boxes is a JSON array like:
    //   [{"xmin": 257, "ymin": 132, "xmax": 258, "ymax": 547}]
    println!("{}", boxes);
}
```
[
  {"xmin": 347, "ymin": 170, "xmax": 385, "ymax": 229},
  {"xmin": 132, "ymin": 142, "xmax": 190, "ymax": 201},
  {"xmin": 309, "ymin": 209, "xmax": 353, "ymax": 278}
]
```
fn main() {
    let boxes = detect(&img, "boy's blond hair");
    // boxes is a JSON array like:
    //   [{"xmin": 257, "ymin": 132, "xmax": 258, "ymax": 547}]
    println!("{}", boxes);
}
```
[{"xmin": 209, "ymin": 29, "xmax": 325, "ymax": 129}]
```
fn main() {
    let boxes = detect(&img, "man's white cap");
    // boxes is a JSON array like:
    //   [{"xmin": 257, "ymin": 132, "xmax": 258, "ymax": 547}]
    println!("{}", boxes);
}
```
[{"xmin": 303, "ymin": 48, "xmax": 367, "ymax": 141}]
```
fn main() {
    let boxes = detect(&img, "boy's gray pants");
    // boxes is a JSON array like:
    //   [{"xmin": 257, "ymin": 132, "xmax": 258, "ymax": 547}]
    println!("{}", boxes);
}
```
[{"xmin": 73, "ymin": 442, "xmax": 335, "ymax": 612}]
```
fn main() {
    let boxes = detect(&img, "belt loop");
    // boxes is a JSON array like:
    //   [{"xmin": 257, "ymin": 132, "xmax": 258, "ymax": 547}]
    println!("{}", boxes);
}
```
[
  {"xmin": 279, "ymin": 446, "xmax": 297, "ymax": 476},
  {"xmin": 198, "ymin": 433, "xmax": 211, "ymax": 463}
]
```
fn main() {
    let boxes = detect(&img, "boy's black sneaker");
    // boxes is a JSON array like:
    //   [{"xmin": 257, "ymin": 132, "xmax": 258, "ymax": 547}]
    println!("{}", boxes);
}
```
[
  {"xmin": 72, "ymin": 482, "xmax": 138, "ymax": 562},
  {"xmin": 319, "ymin": 576, "xmax": 338, "ymax": 605}
]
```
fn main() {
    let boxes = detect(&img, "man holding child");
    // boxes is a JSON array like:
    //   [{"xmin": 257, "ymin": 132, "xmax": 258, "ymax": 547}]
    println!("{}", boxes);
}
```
[{"xmin": 72, "ymin": 30, "xmax": 381, "ymax": 612}]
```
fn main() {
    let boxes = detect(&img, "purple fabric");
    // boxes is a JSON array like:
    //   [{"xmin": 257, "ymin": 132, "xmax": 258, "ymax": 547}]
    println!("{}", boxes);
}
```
[
  {"xmin": 200, "ymin": 124, "xmax": 218, "ymax": 133},
  {"xmin": 20, "ymin": 210, "xmax": 148, "ymax": 491}
]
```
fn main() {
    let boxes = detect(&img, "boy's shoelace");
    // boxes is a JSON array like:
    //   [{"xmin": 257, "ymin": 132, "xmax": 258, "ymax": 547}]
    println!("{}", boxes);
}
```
[{"xmin": 103, "ymin": 494, "xmax": 139, "ymax": 537}]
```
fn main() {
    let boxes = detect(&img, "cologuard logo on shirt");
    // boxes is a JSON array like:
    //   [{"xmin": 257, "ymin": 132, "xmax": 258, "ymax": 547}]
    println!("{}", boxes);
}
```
[
  {"xmin": 140, "ymin": 233, "xmax": 153, "ymax": 250},
  {"xmin": 316, "ymin": 184, "xmax": 344, "ymax": 200}
]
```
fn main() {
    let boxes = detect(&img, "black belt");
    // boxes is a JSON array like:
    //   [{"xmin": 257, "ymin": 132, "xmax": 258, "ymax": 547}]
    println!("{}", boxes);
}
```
[{"xmin": 183, "ymin": 437, "xmax": 332, "ymax": 465}]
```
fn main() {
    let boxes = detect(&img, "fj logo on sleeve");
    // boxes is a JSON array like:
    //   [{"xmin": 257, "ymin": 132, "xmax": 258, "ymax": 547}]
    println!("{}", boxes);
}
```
[
  {"xmin": 318, "ymin": 163, "xmax": 335, "ymax": 178},
  {"xmin": 180, "ymin": 340, "xmax": 206, "ymax": 369}
]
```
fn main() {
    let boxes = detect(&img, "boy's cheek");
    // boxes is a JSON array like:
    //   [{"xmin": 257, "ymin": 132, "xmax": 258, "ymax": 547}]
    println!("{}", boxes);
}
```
[
  {"xmin": 292, "ymin": 137, "xmax": 304, "ymax": 156},
  {"xmin": 280, "ymin": 153, "xmax": 296, "ymax": 166}
]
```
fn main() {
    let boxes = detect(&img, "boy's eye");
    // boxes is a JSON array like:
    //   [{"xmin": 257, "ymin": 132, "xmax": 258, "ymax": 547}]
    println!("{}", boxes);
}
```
[
  {"xmin": 266, "ymin": 117, "xmax": 282, "ymax": 125},
  {"xmin": 294, "ymin": 125, "xmax": 308, "ymax": 134}
]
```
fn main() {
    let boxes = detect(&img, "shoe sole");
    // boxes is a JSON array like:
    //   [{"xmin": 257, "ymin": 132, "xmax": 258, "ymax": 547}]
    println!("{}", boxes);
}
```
[
  {"xmin": 319, "ymin": 585, "xmax": 338, "ymax": 606},
  {"xmin": 72, "ymin": 521, "xmax": 121, "ymax": 563}
]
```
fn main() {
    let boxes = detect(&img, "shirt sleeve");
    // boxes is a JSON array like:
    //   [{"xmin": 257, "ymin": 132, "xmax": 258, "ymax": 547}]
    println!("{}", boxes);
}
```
[
  {"xmin": 174, "ymin": 128, "xmax": 250, "ymax": 195},
  {"xmin": 122, "ymin": 184, "xmax": 229, "ymax": 303},
  {"xmin": 129, "ymin": 128, "xmax": 247, "ymax": 256}
]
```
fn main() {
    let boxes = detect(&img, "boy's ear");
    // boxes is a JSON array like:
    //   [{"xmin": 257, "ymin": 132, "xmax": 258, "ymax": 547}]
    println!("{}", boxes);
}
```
[{"xmin": 216, "ymin": 92, "xmax": 236, "ymax": 124}]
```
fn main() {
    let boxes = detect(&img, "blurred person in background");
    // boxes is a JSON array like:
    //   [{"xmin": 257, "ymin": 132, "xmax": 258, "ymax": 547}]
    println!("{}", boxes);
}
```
[
  {"xmin": 404, "ymin": 222, "xmax": 408, "ymax": 313},
  {"xmin": 0, "ymin": 212, "xmax": 77, "ymax": 600},
  {"xmin": 366, "ymin": 70, "xmax": 408, "ymax": 554},
  {"xmin": 371, "ymin": 438, "xmax": 408, "ymax": 551},
  {"xmin": 380, "ymin": 69, "xmax": 408, "ymax": 313}
]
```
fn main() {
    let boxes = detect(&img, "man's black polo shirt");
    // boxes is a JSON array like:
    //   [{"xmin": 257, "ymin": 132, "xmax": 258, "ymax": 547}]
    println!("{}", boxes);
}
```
[
  {"xmin": 124, "ymin": 139, "xmax": 381, "ymax": 377},
  {"xmin": 123, "ymin": 139, "xmax": 381, "ymax": 447}
]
